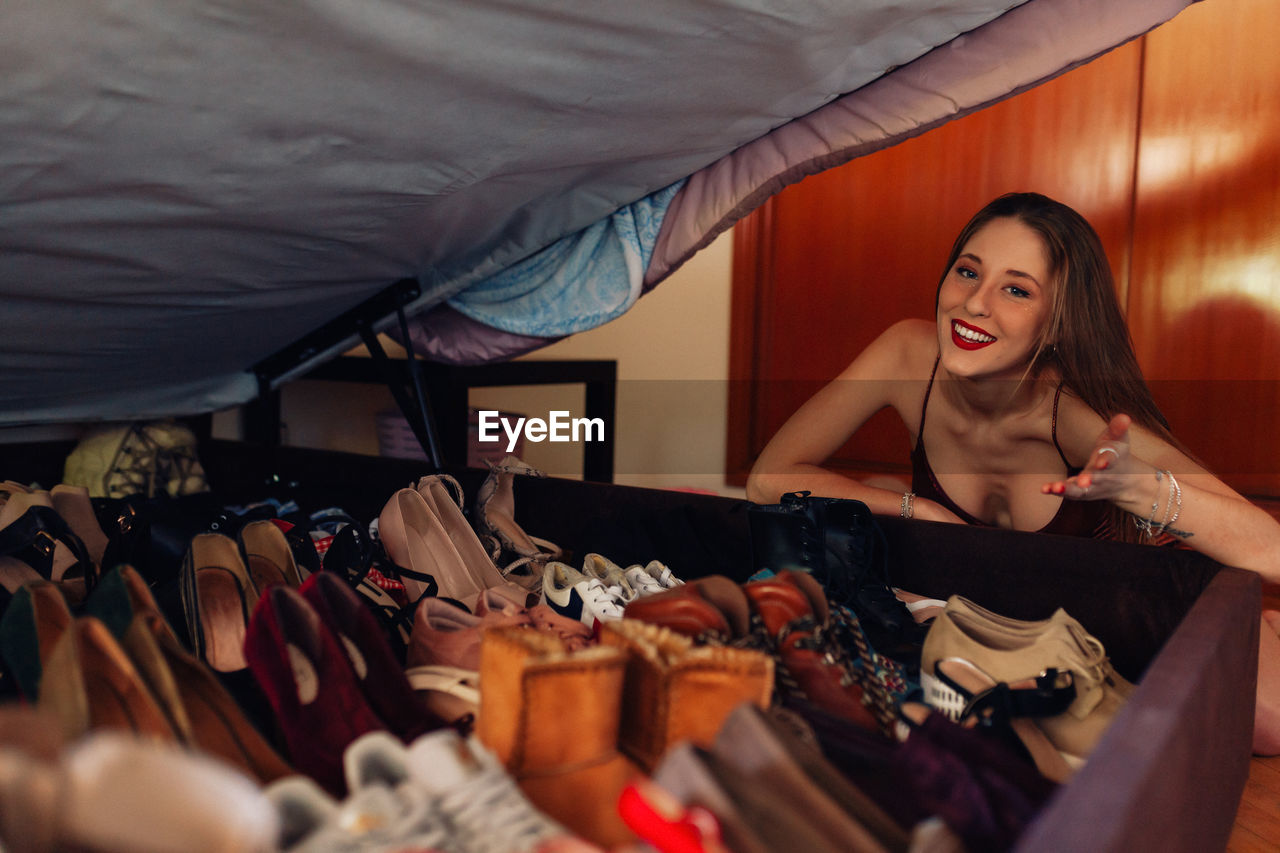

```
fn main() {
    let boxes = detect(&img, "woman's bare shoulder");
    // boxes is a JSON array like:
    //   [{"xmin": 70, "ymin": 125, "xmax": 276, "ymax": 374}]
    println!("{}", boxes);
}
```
[{"xmin": 842, "ymin": 319, "xmax": 937, "ymax": 379}]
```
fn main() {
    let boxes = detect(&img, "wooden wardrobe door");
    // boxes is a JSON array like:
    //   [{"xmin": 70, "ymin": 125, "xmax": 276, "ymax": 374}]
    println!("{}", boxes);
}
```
[
  {"xmin": 728, "ymin": 43, "xmax": 1143, "ymax": 483},
  {"xmin": 1128, "ymin": 0, "xmax": 1280, "ymax": 497}
]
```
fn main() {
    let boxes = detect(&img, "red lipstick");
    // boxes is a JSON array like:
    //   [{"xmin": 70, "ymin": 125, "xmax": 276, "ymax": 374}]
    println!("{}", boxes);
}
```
[{"xmin": 951, "ymin": 319, "xmax": 996, "ymax": 351}]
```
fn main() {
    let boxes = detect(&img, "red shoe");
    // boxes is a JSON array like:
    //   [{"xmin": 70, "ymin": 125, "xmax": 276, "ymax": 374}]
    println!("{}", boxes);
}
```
[
  {"xmin": 617, "ymin": 778, "xmax": 730, "ymax": 853},
  {"xmin": 299, "ymin": 571, "xmax": 448, "ymax": 741},
  {"xmin": 244, "ymin": 585, "xmax": 387, "ymax": 795},
  {"xmin": 622, "ymin": 575, "xmax": 751, "ymax": 644}
]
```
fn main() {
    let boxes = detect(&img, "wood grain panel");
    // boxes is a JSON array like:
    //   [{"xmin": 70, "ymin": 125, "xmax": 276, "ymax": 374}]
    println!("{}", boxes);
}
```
[
  {"xmin": 728, "ymin": 41, "xmax": 1143, "ymax": 481},
  {"xmin": 1129, "ymin": 0, "xmax": 1280, "ymax": 496}
]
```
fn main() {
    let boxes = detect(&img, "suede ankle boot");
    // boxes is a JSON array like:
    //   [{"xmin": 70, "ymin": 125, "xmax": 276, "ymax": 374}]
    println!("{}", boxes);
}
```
[
  {"xmin": 598, "ymin": 619, "xmax": 774, "ymax": 772},
  {"xmin": 476, "ymin": 626, "xmax": 637, "ymax": 849}
]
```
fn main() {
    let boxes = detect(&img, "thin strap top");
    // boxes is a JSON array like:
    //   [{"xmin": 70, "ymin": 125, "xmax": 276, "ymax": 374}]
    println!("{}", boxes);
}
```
[{"xmin": 910, "ymin": 357, "xmax": 1111, "ymax": 537}]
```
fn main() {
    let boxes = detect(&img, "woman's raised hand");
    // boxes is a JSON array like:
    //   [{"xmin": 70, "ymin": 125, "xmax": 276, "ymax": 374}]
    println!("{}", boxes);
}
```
[{"xmin": 1042, "ymin": 413, "xmax": 1139, "ymax": 501}]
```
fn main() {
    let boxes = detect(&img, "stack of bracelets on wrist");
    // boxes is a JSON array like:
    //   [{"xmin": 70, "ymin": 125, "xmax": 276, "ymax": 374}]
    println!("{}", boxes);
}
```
[
  {"xmin": 1134, "ymin": 469, "xmax": 1182, "ymax": 536},
  {"xmin": 901, "ymin": 492, "xmax": 915, "ymax": 518}
]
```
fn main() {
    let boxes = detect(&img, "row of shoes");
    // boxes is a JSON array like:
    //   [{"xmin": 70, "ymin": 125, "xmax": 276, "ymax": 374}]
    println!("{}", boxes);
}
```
[
  {"xmin": 622, "ymin": 569, "xmax": 907, "ymax": 734},
  {"xmin": 0, "ymin": 564, "xmax": 294, "ymax": 785},
  {"xmin": 269, "ymin": 729, "xmax": 601, "ymax": 853},
  {"xmin": 471, "ymin": 619, "xmax": 774, "ymax": 848},
  {"xmin": 541, "ymin": 552, "xmax": 684, "ymax": 629},
  {"xmin": 378, "ymin": 472, "xmax": 543, "ymax": 613}
]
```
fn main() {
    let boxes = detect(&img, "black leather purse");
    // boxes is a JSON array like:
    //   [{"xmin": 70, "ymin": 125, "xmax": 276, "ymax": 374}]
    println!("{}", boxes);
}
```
[{"xmin": 746, "ymin": 491, "xmax": 923, "ymax": 661}]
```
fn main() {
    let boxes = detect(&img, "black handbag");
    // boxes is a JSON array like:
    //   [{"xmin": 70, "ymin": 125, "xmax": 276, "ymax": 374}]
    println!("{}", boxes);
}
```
[{"xmin": 746, "ymin": 491, "xmax": 923, "ymax": 661}]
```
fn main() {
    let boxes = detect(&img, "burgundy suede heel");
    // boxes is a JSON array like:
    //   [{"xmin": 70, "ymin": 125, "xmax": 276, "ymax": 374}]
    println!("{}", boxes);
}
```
[
  {"xmin": 298, "ymin": 571, "xmax": 447, "ymax": 741},
  {"xmin": 244, "ymin": 585, "xmax": 387, "ymax": 796}
]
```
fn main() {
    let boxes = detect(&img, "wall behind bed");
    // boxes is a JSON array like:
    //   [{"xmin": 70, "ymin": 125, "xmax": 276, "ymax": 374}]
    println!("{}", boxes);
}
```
[{"xmin": 219, "ymin": 230, "xmax": 740, "ymax": 496}]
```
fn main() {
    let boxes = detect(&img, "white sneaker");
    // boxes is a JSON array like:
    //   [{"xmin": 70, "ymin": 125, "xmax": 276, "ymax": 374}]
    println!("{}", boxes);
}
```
[
  {"xmin": 580, "ymin": 553, "xmax": 637, "ymax": 603},
  {"xmin": 540, "ymin": 561, "xmax": 625, "ymax": 629},
  {"xmin": 622, "ymin": 560, "xmax": 683, "ymax": 598},
  {"xmin": 405, "ymin": 730, "xmax": 596, "ymax": 853}
]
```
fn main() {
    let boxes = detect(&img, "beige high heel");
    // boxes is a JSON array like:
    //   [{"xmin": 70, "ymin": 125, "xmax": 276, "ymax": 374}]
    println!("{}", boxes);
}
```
[
  {"xmin": 0, "ymin": 491, "xmax": 95, "ymax": 605},
  {"xmin": 417, "ymin": 474, "xmax": 536, "ymax": 603},
  {"xmin": 378, "ymin": 487, "xmax": 482, "ymax": 609},
  {"xmin": 237, "ymin": 519, "xmax": 303, "ymax": 592},
  {"xmin": 179, "ymin": 533, "xmax": 258, "ymax": 673}
]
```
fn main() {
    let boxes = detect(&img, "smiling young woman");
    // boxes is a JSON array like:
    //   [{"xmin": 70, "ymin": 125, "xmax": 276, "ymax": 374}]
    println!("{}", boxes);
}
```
[{"xmin": 746, "ymin": 192, "xmax": 1280, "ymax": 753}]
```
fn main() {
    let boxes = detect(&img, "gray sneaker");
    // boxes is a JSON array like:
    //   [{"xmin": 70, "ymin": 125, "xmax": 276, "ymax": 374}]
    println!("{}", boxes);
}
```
[
  {"xmin": 266, "ymin": 733, "xmax": 454, "ymax": 852},
  {"xmin": 405, "ymin": 729, "xmax": 600, "ymax": 853}
]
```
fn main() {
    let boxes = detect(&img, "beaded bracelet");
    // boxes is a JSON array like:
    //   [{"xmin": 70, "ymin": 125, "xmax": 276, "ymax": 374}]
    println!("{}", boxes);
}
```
[{"xmin": 901, "ymin": 492, "xmax": 915, "ymax": 519}]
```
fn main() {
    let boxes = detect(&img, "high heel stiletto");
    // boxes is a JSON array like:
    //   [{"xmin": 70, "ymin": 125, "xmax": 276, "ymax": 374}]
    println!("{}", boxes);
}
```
[
  {"xmin": 378, "ymin": 488, "xmax": 483, "ymax": 610},
  {"xmin": 416, "ymin": 474, "xmax": 535, "ymax": 603},
  {"xmin": 474, "ymin": 455, "xmax": 562, "ymax": 569}
]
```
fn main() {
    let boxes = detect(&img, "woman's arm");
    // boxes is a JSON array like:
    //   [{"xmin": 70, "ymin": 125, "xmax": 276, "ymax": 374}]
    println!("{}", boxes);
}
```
[
  {"xmin": 745, "ymin": 320, "xmax": 963, "ymax": 522},
  {"xmin": 1045, "ymin": 411, "xmax": 1280, "ymax": 582}
]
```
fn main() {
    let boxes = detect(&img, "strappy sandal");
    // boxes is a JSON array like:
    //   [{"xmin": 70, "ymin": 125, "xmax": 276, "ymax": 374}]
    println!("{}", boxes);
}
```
[
  {"xmin": 927, "ymin": 657, "xmax": 1079, "ymax": 782},
  {"xmin": 473, "ymin": 455, "xmax": 562, "ymax": 571},
  {"xmin": 322, "ymin": 524, "xmax": 417, "ymax": 658}
]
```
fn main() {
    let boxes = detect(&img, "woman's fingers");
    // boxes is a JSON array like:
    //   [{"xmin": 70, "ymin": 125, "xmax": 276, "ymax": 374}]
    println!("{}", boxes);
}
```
[
  {"xmin": 1103, "ymin": 412, "xmax": 1132, "ymax": 442},
  {"xmin": 1042, "ymin": 476, "xmax": 1088, "ymax": 498},
  {"xmin": 1044, "ymin": 413, "xmax": 1142, "ymax": 500}
]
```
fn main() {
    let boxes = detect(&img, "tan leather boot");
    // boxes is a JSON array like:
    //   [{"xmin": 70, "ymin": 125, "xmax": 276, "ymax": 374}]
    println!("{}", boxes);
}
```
[
  {"xmin": 598, "ymin": 619, "xmax": 774, "ymax": 773},
  {"xmin": 476, "ymin": 626, "xmax": 638, "ymax": 849}
]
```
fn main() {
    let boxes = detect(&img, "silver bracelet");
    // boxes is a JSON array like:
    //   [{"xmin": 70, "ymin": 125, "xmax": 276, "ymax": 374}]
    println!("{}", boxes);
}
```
[
  {"xmin": 1157, "ymin": 471, "xmax": 1182, "ymax": 534},
  {"xmin": 1134, "ymin": 470, "xmax": 1166, "ymax": 535},
  {"xmin": 901, "ymin": 492, "xmax": 915, "ymax": 519}
]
